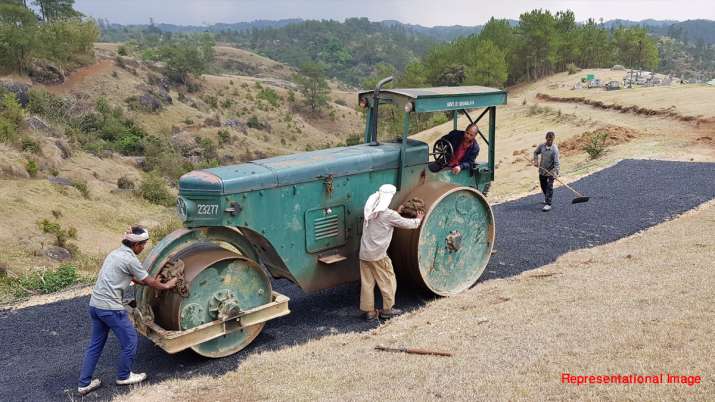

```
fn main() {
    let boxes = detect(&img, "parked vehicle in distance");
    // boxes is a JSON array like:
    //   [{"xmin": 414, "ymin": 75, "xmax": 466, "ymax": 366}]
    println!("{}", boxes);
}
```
[
  {"xmin": 606, "ymin": 81, "xmax": 621, "ymax": 90},
  {"xmin": 588, "ymin": 79, "xmax": 602, "ymax": 88}
]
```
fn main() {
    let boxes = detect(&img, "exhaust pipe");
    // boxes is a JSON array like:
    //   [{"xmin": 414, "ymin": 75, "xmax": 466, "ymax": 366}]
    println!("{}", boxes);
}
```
[{"xmin": 368, "ymin": 76, "xmax": 394, "ymax": 146}]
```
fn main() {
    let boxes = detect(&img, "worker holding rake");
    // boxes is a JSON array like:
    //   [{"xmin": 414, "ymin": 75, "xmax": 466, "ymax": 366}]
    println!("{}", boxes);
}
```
[{"xmin": 533, "ymin": 131, "xmax": 561, "ymax": 211}]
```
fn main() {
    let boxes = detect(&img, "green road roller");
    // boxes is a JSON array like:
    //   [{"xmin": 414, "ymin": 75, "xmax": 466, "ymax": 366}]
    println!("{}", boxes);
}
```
[{"xmin": 128, "ymin": 78, "xmax": 507, "ymax": 357}]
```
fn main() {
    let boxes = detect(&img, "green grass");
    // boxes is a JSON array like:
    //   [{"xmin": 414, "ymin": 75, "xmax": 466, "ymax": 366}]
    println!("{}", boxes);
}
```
[{"xmin": 0, "ymin": 264, "xmax": 92, "ymax": 302}]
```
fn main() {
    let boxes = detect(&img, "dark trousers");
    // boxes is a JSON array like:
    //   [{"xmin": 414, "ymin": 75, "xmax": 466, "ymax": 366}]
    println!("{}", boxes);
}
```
[
  {"xmin": 78, "ymin": 306, "xmax": 138, "ymax": 387},
  {"xmin": 539, "ymin": 175, "xmax": 554, "ymax": 205}
]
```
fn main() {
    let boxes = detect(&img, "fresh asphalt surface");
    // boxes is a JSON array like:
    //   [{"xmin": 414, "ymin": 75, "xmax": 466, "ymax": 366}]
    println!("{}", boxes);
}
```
[{"xmin": 1, "ymin": 159, "xmax": 714, "ymax": 401}]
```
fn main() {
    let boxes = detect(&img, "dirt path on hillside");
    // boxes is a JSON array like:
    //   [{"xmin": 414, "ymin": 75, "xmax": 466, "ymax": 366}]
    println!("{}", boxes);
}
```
[
  {"xmin": 45, "ymin": 58, "xmax": 114, "ymax": 95},
  {"xmin": 2, "ymin": 159, "xmax": 715, "ymax": 401}
]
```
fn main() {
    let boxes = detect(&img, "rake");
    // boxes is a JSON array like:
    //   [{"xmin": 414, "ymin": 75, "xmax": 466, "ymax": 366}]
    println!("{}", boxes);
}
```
[
  {"xmin": 538, "ymin": 166, "xmax": 590, "ymax": 204},
  {"xmin": 520, "ymin": 155, "xmax": 590, "ymax": 204}
]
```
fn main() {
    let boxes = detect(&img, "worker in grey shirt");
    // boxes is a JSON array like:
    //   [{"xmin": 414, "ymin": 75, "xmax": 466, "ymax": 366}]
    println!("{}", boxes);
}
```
[
  {"xmin": 533, "ymin": 131, "xmax": 560, "ymax": 211},
  {"xmin": 359, "ymin": 184, "xmax": 423, "ymax": 320},
  {"xmin": 77, "ymin": 226, "xmax": 176, "ymax": 396}
]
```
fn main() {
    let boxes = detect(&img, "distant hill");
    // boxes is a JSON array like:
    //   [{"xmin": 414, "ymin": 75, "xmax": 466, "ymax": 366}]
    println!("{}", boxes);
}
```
[
  {"xmin": 100, "ymin": 18, "xmax": 712, "ymax": 43},
  {"xmin": 155, "ymin": 19, "xmax": 304, "ymax": 33},
  {"xmin": 649, "ymin": 20, "xmax": 715, "ymax": 44},
  {"xmin": 98, "ymin": 19, "xmax": 303, "ymax": 42},
  {"xmin": 379, "ymin": 20, "xmax": 482, "ymax": 41},
  {"xmin": 602, "ymin": 19, "xmax": 679, "ymax": 29}
]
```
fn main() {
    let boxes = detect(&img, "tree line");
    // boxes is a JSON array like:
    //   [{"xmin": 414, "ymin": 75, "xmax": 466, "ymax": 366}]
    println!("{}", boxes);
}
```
[
  {"xmin": 227, "ymin": 17, "xmax": 438, "ymax": 86},
  {"xmin": 385, "ymin": 10, "xmax": 660, "ymax": 90},
  {"xmin": 0, "ymin": 0, "xmax": 98, "ymax": 73}
]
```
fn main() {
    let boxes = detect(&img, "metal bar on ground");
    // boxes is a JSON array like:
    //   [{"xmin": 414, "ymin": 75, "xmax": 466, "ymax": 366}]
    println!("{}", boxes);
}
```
[{"xmin": 375, "ymin": 345, "xmax": 453, "ymax": 357}]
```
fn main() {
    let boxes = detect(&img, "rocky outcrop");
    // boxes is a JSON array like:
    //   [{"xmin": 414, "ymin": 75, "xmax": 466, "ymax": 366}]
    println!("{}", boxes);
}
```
[
  {"xmin": 0, "ymin": 80, "xmax": 31, "ymax": 107},
  {"xmin": 28, "ymin": 60, "xmax": 65, "ymax": 84},
  {"xmin": 127, "ymin": 84, "xmax": 173, "ymax": 113},
  {"xmin": 25, "ymin": 116, "xmax": 56, "ymax": 137},
  {"xmin": 170, "ymin": 131, "xmax": 202, "ymax": 159}
]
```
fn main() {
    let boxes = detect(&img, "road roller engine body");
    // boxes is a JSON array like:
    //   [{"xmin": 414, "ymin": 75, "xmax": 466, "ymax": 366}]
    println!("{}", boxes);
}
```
[{"xmin": 128, "ymin": 79, "xmax": 507, "ymax": 357}]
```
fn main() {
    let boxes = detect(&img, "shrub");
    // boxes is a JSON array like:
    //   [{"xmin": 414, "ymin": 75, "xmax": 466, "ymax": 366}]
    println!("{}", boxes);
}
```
[
  {"xmin": 149, "ymin": 217, "xmax": 182, "ymax": 245},
  {"xmin": 185, "ymin": 79, "xmax": 201, "ymax": 93},
  {"xmin": 28, "ymin": 88, "xmax": 68, "ymax": 120},
  {"xmin": 117, "ymin": 45, "xmax": 128, "ymax": 56},
  {"xmin": 566, "ymin": 63, "xmax": 580, "ymax": 75},
  {"xmin": 0, "ymin": 116, "xmax": 18, "ymax": 144},
  {"xmin": 74, "ymin": 98, "xmax": 147, "ymax": 156},
  {"xmin": 202, "ymin": 94, "xmax": 218, "ymax": 109},
  {"xmin": 0, "ymin": 93, "xmax": 24, "ymax": 126},
  {"xmin": 334, "ymin": 98, "xmax": 347, "ymax": 106},
  {"xmin": 21, "ymin": 138, "xmax": 41, "ymax": 154},
  {"xmin": 142, "ymin": 136, "xmax": 190, "ymax": 180},
  {"xmin": 71, "ymin": 179, "xmax": 90, "ymax": 199},
  {"xmin": 220, "ymin": 98, "xmax": 233, "ymax": 109},
  {"xmin": 183, "ymin": 117, "xmax": 194, "ymax": 125},
  {"xmin": 139, "ymin": 174, "xmax": 174, "ymax": 206},
  {"xmin": 247, "ymin": 115, "xmax": 265, "ymax": 130},
  {"xmin": 117, "ymin": 175, "xmax": 135, "ymax": 190},
  {"xmin": 217, "ymin": 129, "xmax": 232, "ymax": 145},
  {"xmin": 257, "ymin": 88, "xmax": 281, "ymax": 107},
  {"xmin": 584, "ymin": 132, "xmax": 608, "ymax": 159},
  {"xmin": 26, "ymin": 160, "xmax": 38, "ymax": 177},
  {"xmin": 196, "ymin": 137, "xmax": 218, "ymax": 161},
  {"xmin": 38, "ymin": 218, "xmax": 78, "ymax": 248}
]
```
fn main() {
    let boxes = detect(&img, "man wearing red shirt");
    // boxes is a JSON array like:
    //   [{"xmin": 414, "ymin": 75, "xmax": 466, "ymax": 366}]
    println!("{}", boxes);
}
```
[{"xmin": 441, "ymin": 124, "xmax": 480, "ymax": 174}]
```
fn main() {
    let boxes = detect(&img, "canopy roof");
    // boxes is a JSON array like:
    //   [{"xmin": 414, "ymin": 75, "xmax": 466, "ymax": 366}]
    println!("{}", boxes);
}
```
[{"xmin": 358, "ymin": 85, "xmax": 507, "ymax": 113}]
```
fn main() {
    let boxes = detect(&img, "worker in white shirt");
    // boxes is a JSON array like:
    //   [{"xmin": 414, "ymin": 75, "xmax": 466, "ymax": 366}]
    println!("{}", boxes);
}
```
[{"xmin": 359, "ymin": 184, "xmax": 423, "ymax": 321}]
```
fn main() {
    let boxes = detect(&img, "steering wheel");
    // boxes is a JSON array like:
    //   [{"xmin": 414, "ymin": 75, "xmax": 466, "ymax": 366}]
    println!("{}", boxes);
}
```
[{"xmin": 431, "ymin": 139, "xmax": 454, "ymax": 167}]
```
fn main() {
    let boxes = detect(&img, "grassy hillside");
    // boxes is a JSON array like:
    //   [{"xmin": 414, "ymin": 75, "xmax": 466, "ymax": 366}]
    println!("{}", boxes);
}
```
[{"xmin": 0, "ymin": 42, "xmax": 364, "ymax": 303}]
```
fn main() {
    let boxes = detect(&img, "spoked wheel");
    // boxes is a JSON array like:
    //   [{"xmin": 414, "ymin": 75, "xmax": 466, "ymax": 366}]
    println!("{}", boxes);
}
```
[
  {"xmin": 137, "ymin": 227, "xmax": 271, "ymax": 358},
  {"xmin": 392, "ymin": 182, "xmax": 495, "ymax": 296},
  {"xmin": 431, "ymin": 139, "xmax": 454, "ymax": 167}
]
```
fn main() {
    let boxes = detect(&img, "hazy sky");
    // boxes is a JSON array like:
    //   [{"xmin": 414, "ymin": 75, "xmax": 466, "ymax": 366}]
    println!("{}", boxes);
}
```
[{"xmin": 74, "ymin": 0, "xmax": 715, "ymax": 26}]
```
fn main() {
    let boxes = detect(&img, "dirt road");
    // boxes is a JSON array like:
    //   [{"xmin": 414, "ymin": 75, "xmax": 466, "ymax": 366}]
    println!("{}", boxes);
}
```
[{"xmin": 1, "ymin": 159, "xmax": 714, "ymax": 401}]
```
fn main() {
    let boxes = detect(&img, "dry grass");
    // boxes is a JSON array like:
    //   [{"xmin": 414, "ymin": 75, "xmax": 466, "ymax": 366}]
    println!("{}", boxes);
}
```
[
  {"xmin": 119, "ymin": 200, "xmax": 715, "ymax": 402},
  {"xmin": 0, "ymin": 153, "xmax": 173, "ymax": 279},
  {"xmin": 0, "ymin": 43, "xmax": 365, "ymax": 284}
]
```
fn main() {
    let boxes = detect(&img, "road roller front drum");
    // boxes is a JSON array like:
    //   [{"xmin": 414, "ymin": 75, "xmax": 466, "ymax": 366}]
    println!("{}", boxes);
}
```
[
  {"xmin": 130, "ymin": 227, "xmax": 289, "ymax": 358},
  {"xmin": 392, "ymin": 182, "xmax": 495, "ymax": 296}
]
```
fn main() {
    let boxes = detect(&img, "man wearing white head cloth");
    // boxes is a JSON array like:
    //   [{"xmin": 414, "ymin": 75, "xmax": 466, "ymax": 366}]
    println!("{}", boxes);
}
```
[
  {"xmin": 77, "ymin": 226, "xmax": 177, "ymax": 396},
  {"xmin": 359, "ymin": 184, "xmax": 423, "ymax": 320}
]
